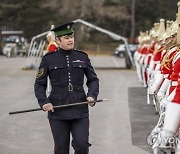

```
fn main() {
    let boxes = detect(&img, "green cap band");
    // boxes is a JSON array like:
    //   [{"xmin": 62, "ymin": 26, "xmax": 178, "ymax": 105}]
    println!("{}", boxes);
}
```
[{"xmin": 55, "ymin": 28, "xmax": 74, "ymax": 37}]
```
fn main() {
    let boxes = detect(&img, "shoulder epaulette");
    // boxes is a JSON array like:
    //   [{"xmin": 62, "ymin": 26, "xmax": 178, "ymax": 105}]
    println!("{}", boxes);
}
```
[
  {"xmin": 74, "ymin": 49, "xmax": 87, "ymax": 55},
  {"xmin": 44, "ymin": 50, "xmax": 58, "ymax": 56}
]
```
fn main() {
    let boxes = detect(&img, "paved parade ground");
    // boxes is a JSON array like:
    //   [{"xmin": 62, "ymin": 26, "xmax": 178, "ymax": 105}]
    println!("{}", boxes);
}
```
[{"xmin": 0, "ymin": 56, "xmax": 159, "ymax": 154}]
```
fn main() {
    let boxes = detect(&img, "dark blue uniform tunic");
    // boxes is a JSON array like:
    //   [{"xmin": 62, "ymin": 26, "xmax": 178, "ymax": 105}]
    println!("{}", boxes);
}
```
[{"xmin": 34, "ymin": 48, "xmax": 99, "ymax": 154}]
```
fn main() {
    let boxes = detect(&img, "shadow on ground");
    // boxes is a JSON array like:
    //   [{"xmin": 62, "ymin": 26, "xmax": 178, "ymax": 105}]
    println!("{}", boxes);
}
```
[{"xmin": 128, "ymin": 87, "xmax": 160, "ymax": 154}]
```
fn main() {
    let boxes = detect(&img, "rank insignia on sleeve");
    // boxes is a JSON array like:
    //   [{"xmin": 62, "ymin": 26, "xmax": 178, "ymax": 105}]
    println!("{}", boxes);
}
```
[{"xmin": 36, "ymin": 68, "xmax": 44, "ymax": 79}]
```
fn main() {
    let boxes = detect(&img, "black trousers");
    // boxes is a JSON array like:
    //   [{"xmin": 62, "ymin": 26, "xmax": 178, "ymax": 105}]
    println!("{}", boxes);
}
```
[{"xmin": 49, "ymin": 118, "xmax": 90, "ymax": 154}]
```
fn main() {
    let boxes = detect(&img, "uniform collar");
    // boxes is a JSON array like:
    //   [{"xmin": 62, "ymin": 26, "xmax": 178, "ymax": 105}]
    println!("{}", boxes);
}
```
[{"xmin": 59, "ymin": 48, "xmax": 73, "ymax": 55}]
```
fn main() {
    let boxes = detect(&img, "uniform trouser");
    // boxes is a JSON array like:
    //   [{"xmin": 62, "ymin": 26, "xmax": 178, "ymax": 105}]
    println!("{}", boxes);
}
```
[{"xmin": 49, "ymin": 118, "xmax": 90, "ymax": 154}]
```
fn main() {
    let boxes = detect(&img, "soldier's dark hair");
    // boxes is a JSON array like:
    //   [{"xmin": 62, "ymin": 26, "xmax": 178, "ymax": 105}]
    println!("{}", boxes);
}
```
[{"xmin": 56, "ymin": 37, "xmax": 61, "ymax": 42}]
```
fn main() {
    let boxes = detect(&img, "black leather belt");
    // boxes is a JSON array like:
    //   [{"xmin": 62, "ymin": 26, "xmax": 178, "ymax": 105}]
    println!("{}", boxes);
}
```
[{"xmin": 51, "ymin": 84, "xmax": 84, "ymax": 92}]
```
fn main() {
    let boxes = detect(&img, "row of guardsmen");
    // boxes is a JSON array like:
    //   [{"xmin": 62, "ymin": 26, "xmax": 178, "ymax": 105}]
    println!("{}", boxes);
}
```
[{"xmin": 134, "ymin": 1, "xmax": 180, "ymax": 154}]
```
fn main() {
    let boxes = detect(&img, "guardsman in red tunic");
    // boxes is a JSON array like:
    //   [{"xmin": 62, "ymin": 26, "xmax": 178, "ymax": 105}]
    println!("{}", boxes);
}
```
[
  {"xmin": 159, "ymin": 72, "xmax": 180, "ymax": 152},
  {"xmin": 156, "ymin": 22, "xmax": 178, "ymax": 99},
  {"xmin": 148, "ymin": 19, "xmax": 166, "ymax": 94},
  {"xmin": 163, "ymin": 18, "xmax": 180, "ymax": 96},
  {"xmin": 149, "ymin": 19, "xmax": 179, "ymax": 96},
  {"xmin": 134, "ymin": 32, "xmax": 146, "ymax": 84},
  {"xmin": 143, "ymin": 31, "xmax": 156, "ymax": 82},
  {"xmin": 155, "ymin": 3, "xmax": 180, "ymax": 152},
  {"xmin": 152, "ymin": 19, "xmax": 165, "ymax": 71},
  {"xmin": 147, "ymin": 23, "xmax": 160, "ymax": 76},
  {"xmin": 168, "ymin": 51, "xmax": 180, "ymax": 94},
  {"xmin": 46, "ymin": 31, "xmax": 58, "ymax": 52},
  {"xmin": 146, "ymin": 36, "xmax": 155, "ymax": 69},
  {"xmin": 160, "ymin": 21, "xmax": 174, "ymax": 63},
  {"xmin": 139, "ymin": 31, "xmax": 150, "ymax": 87}
]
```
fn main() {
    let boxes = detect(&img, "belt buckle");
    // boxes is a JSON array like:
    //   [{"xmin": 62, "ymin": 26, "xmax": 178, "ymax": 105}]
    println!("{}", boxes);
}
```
[{"xmin": 68, "ymin": 83, "xmax": 73, "ymax": 91}]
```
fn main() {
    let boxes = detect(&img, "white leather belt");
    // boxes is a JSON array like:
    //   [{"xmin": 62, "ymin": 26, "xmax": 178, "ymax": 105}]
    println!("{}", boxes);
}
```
[
  {"xmin": 163, "ymin": 74, "xmax": 169, "ymax": 78},
  {"xmin": 171, "ymin": 81, "xmax": 178, "ymax": 86},
  {"xmin": 154, "ymin": 61, "xmax": 160, "ymax": 64}
]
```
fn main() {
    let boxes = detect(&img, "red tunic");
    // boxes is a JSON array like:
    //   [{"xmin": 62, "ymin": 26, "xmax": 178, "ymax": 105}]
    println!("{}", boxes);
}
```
[
  {"xmin": 146, "ymin": 42, "xmax": 155, "ymax": 66},
  {"xmin": 153, "ymin": 45, "xmax": 164, "ymax": 61},
  {"xmin": 169, "ymin": 52, "xmax": 180, "ymax": 94},
  {"xmin": 47, "ymin": 42, "xmax": 58, "ymax": 52},
  {"xmin": 172, "ymin": 72, "xmax": 180, "ymax": 104},
  {"xmin": 160, "ymin": 46, "xmax": 177, "ymax": 79}
]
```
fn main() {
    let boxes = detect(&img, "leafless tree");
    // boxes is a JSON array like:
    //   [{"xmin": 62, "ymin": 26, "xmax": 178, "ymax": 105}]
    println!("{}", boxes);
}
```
[{"xmin": 130, "ymin": 0, "xmax": 135, "ymax": 43}]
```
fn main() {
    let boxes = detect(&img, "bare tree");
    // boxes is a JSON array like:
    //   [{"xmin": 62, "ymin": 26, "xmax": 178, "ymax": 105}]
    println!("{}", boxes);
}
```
[{"xmin": 130, "ymin": 0, "xmax": 135, "ymax": 43}]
